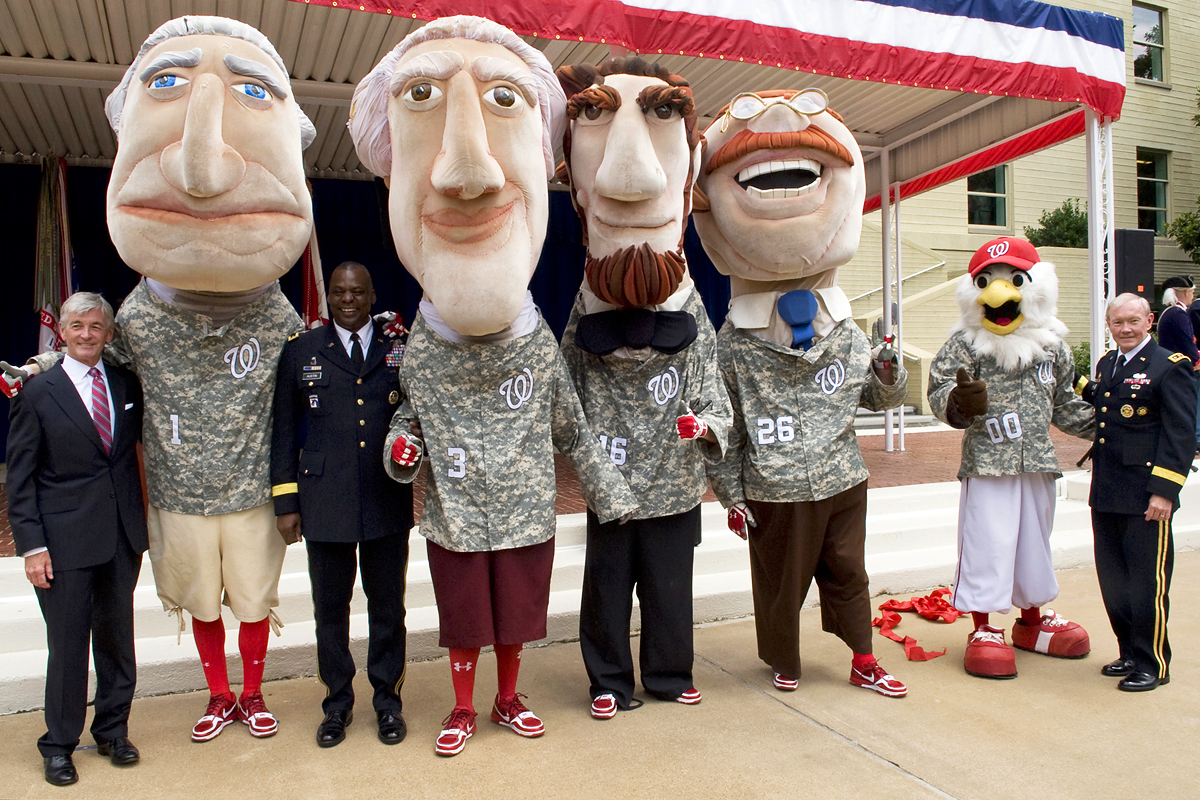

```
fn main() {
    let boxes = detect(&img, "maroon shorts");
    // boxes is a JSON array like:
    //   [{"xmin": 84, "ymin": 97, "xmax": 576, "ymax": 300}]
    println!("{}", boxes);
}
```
[{"xmin": 425, "ymin": 537, "xmax": 555, "ymax": 649}]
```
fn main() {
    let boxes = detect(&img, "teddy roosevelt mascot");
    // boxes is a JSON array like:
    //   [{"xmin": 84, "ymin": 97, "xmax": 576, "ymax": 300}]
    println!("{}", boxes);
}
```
[
  {"xmin": 21, "ymin": 16, "xmax": 316, "ymax": 742},
  {"xmin": 927, "ymin": 237, "xmax": 1095, "ymax": 679},
  {"xmin": 695, "ymin": 89, "xmax": 907, "ymax": 698},
  {"xmin": 348, "ymin": 15, "xmax": 638, "ymax": 758},
  {"xmin": 554, "ymin": 58, "xmax": 731, "ymax": 718}
]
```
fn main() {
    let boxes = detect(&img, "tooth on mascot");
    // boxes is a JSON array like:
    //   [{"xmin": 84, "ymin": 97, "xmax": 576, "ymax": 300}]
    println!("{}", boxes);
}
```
[
  {"xmin": 19, "ymin": 15, "xmax": 319, "ymax": 741},
  {"xmin": 928, "ymin": 236, "xmax": 1096, "ymax": 678},
  {"xmin": 554, "ymin": 57, "xmax": 733, "ymax": 715},
  {"xmin": 348, "ymin": 15, "xmax": 638, "ymax": 756},
  {"xmin": 696, "ymin": 89, "xmax": 907, "ymax": 698}
]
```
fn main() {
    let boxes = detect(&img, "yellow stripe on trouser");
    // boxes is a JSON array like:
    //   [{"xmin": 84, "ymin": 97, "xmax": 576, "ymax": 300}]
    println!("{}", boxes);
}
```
[{"xmin": 1153, "ymin": 519, "xmax": 1169, "ymax": 677}]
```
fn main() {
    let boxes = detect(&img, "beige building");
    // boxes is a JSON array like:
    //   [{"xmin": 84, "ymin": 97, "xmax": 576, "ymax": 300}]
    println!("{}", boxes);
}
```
[{"xmin": 839, "ymin": 0, "xmax": 1199, "ymax": 411}]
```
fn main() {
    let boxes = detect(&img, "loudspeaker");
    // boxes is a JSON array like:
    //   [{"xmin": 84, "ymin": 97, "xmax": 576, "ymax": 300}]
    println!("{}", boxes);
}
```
[{"xmin": 1113, "ymin": 229, "xmax": 1155, "ymax": 301}]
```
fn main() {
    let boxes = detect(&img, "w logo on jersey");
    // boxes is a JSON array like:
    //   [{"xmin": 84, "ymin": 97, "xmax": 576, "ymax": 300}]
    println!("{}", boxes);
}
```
[
  {"xmin": 647, "ymin": 367, "xmax": 681, "ymax": 406},
  {"xmin": 223, "ymin": 337, "xmax": 261, "ymax": 379},
  {"xmin": 1037, "ymin": 360, "xmax": 1055, "ymax": 385},
  {"xmin": 815, "ymin": 359, "xmax": 846, "ymax": 395},
  {"xmin": 499, "ymin": 368, "xmax": 535, "ymax": 410}
]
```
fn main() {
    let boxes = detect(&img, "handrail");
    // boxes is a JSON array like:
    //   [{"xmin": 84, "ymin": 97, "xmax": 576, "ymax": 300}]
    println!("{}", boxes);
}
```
[{"xmin": 849, "ymin": 259, "xmax": 946, "ymax": 303}]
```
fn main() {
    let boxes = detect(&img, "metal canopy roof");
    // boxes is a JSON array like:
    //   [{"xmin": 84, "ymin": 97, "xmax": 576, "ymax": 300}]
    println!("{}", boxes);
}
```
[{"xmin": 0, "ymin": 0, "xmax": 1124, "ymax": 200}]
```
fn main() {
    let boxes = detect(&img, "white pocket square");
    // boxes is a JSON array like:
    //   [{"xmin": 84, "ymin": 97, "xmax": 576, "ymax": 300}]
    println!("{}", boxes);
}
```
[{"xmin": 124, "ymin": 403, "xmax": 135, "ymax": 410}]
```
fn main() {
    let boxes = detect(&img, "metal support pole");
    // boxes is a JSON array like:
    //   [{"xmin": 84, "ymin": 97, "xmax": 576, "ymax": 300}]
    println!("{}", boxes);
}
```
[
  {"xmin": 880, "ymin": 148, "xmax": 894, "ymax": 451},
  {"xmin": 1084, "ymin": 109, "xmax": 1115, "ymax": 372},
  {"xmin": 892, "ymin": 180, "xmax": 905, "ymax": 451}
]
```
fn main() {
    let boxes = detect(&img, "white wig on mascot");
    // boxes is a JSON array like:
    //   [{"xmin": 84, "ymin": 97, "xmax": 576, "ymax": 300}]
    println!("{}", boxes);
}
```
[
  {"xmin": 928, "ymin": 236, "xmax": 1095, "ymax": 679},
  {"xmin": 348, "ymin": 15, "xmax": 636, "ymax": 757}
]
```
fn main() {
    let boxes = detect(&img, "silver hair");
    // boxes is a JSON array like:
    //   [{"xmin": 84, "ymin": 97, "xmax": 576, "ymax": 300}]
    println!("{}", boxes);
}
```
[
  {"xmin": 1105, "ymin": 292, "xmax": 1151, "ymax": 320},
  {"xmin": 61, "ymin": 292, "xmax": 115, "ymax": 327},
  {"xmin": 348, "ymin": 15, "xmax": 566, "ymax": 179},
  {"xmin": 105, "ymin": 15, "xmax": 316, "ymax": 149},
  {"xmin": 1162, "ymin": 286, "xmax": 1191, "ymax": 307}
]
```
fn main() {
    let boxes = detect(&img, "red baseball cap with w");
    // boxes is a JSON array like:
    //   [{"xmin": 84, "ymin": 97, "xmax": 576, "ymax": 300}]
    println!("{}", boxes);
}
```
[{"xmin": 968, "ymin": 236, "xmax": 1041, "ymax": 277}]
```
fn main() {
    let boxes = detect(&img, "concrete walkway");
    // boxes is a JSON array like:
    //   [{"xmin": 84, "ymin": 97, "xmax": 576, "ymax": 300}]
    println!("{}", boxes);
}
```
[{"xmin": 1, "ymin": 551, "xmax": 1196, "ymax": 800}]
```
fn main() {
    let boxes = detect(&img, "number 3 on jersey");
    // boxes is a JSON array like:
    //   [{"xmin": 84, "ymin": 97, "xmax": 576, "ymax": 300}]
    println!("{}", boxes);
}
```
[
  {"xmin": 447, "ymin": 447, "xmax": 467, "ymax": 479},
  {"xmin": 756, "ymin": 415, "xmax": 795, "ymax": 445}
]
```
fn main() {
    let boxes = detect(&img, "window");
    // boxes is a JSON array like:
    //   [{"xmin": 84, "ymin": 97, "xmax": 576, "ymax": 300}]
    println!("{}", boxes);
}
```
[
  {"xmin": 967, "ymin": 165, "xmax": 1008, "ymax": 228},
  {"xmin": 1132, "ymin": 4, "xmax": 1165, "ymax": 82},
  {"xmin": 1136, "ymin": 149, "xmax": 1168, "ymax": 234}
]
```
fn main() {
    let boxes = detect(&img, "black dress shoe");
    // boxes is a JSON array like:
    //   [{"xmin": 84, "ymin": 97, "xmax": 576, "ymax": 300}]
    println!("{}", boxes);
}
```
[
  {"xmin": 316, "ymin": 709, "xmax": 352, "ymax": 748},
  {"xmin": 1101, "ymin": 658, "xmax": 1135, "ymax": 677},
  {"xmin": 44, "ymin": 754, "xmax": 78, "ymax": 786},
  {"xmin": 1117, "ymin": 671, "xmax": 1170, "ymax": 692},
  {"xmin": 97, "ymin": 736, "xmax": 140, "ymax": 765},
  {"xmin": 377, "ymin": 711, "xmax": 407, "ymax": 745}
]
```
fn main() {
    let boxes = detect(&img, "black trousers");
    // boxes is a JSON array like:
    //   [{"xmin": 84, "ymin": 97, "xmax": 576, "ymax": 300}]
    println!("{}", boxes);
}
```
[
  {"xmin": 1092, "ymin": 510, "xmax": 1173, "ymax": 678},
  {"xmin": 36, "ymin": 535, "xmax": 142, "ymax": 757},
  {"xmin": 579, "ymin": 506, "xmax": 699, "ymax": 706},
  {"xmin": 306, "ymin": 532, "xmax": 409, "ymax": 715}
]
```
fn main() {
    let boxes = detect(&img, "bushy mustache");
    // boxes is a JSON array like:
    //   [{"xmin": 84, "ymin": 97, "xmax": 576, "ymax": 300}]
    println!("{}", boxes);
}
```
[{"xmin": 585, "ymin": 244, "xmax": 686, "ymax": 308}]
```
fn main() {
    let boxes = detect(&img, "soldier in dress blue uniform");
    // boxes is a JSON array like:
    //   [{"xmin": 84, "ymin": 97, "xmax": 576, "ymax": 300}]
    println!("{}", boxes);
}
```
[
  {"xmin": 271, "ymin": 262, "xmax": 414, "ymax": 742},
  {"xmin": 1083, "ymin": 292, "xmax": 1195, "ymax": 692}
]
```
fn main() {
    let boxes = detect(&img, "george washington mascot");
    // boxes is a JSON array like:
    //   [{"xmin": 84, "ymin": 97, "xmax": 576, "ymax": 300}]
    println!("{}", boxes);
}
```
[
  {"xmin": 349, "ymin": 16, "xmax": 637, "ymax": 757},
  {"xmin": 927, "ymin": 236, "xmax": 1095, "ymax": 679}
]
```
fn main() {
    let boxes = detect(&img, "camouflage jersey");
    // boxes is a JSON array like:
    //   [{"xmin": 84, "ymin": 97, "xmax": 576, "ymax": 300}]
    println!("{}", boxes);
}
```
[
  {"xmin": 560, "ymin": 289, "xmax": 732, "ymax": 520},
  {"xmin": 928, "ymin": 332, "xmax": 1095, "ymax": 479},
  {"xmin": 383, "ymin": 314, "xmax": 638, "ymax": 553},
  {"xmin": 708, "ymin": 319, "xmax": 907, "ymax": 506},
  {"xmin": 33, "ymin": 279, "xmax": 302, "ymax": 515}
]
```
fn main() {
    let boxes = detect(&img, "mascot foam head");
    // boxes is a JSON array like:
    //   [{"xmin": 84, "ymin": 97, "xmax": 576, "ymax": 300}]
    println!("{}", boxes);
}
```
[
  {"xmin": 105, "ymin": 16, "xmax": 316, "ymax": 292},
  {"xmin": 556, "ymin": 58, "xmax": 702, "ymax": 308},
  {"xmin": 694, "ymin": 89, "xmax": 864, "ymax": 290},
  {"xmin": 952, "ymin": 236, "xmax": 1067, "ymax": 372},
  {"xmin": 349, "ymin": 16, "xmax": 566, "ymax": 336}
]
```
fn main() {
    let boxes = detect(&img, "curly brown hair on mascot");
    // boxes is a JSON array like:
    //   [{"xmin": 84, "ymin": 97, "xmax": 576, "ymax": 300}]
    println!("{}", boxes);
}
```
[
  {"xmin": 349, "ymin": 15, "xmax": 638, "ymax": 757},
  {"xmin": 555, "ymin": 56, "xmax": 732, "ymax": 717},
  {"xmin": 928, "ymin": 236, "xmax": 1095, "ymax": 679},
  {"xmin": 697, "ymin": 90, "xmax": 907, "ymax": 699}
]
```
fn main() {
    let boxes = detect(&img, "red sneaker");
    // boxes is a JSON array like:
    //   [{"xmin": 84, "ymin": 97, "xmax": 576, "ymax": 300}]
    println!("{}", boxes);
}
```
[
  {"xmin": 238, "ymin": 691, "xmax": 278, "ymax": 738},
  {"xmin": 773, "ymin": 673, "xmax": 798, "ymax": 692},
  {"xmin": 1012, "ymin": 610, "xmax": 1090, "ymax": 658},
  {"xmin": 435, "ymin": 708, "xmax": 477, "ymax": 756},
  {"xmin": 192, "ymin": 693, "xmax": 238, "ymax": 742},
  {"xmin": 590, "ymin": 693, "xmax": 618, "ymax": 720},
  {"xmin": 964, "ymin": 625, "xmax": 1018, "ymax": 678},
  {"xmin": 490, "ymin": 694, "xmax": 545, "ymax": 737},
  {"xmin": 849, "ymin": 661, "xmax": 907, "ymax": 697},
  {"xmin": 675, "ymin": 687, "xmax": 702, "ymax": 705}
]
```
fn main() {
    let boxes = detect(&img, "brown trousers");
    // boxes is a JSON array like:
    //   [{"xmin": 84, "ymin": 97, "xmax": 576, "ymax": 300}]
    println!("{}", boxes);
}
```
[{"xmin": 746, "ymin": 481, "xmax": 873, "ymax": 679}]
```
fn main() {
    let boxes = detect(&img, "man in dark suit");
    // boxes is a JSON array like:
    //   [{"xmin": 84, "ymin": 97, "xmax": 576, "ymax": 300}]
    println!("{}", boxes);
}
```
[
  {"xmin": 1087, "ymin": 292, "xmax": 1195, "ymax": 692},
  {"xmin": 271, "ymin": 262, "xmax": 413, "ymax": 747},
  {"xmin": 6, "ymin": 292, "xmax": 147, "ymax": 785}
]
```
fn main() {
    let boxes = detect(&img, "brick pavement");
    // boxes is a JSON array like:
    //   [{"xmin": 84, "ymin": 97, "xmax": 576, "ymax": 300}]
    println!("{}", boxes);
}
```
[{"xmin": 0, "ymin": 427, "xmax": 1096, "ymax": 558}]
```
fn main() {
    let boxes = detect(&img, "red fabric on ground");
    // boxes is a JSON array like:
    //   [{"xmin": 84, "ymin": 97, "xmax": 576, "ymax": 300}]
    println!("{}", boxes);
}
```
[{"xmin": 873, "ymin": 588, "xmax": 964, "ymax": 661}]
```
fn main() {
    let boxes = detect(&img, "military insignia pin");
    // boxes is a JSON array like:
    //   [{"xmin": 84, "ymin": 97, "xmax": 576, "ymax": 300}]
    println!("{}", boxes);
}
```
[
  {"xmin": 309, "ymin": 395, "xmax": 320, "ymax": 409},
  {"xmin": 1137, "ymin": 407, "xmax": 1148, "ymax": 416},
  {"xmin": 1120, "ymin": 405, "xmax": 1134, "ymax": 418},
  {"xmin": 389, "ymin": 390, "xmax": 400, "ymax": 405},
  {"xmin": 385, "ymin": 341, "xmax": 405, "ymax": 368}
]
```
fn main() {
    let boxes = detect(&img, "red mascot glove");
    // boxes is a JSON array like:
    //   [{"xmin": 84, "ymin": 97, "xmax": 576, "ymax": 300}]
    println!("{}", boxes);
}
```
[
  {"xmin": 676, "ymin": 412, "xmax": 708, "ymax": 440},
  {"xmin": 727, "ymin": 502, "xmax": 757, "ymax": 540},
  {"xmin": 0, "ymin": 361, "xmax": 29, "ymax": 398},
  {"xmin": 374, "ymin": 311, "xmax": 407, "ymax": 339},
  {"xmin": 390, "ymin": 434, "xmax": 421, "ymax": 467}
]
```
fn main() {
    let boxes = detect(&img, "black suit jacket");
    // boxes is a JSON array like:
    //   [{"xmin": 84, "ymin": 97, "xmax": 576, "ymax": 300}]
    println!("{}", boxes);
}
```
[
  {"xmin": 6, "ymin": 362, "xmax": 148, "ymax": 570},
  {"xmin": 1087, "ymin": 339, "xmax": 1196, "ymax": 515},
  {"xmin": 271, "ymin": 323, "xmax": 414, "ymax": 543}
]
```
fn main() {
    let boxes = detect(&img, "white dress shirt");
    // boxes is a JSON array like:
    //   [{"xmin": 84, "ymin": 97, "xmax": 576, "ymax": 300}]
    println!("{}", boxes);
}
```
[{"xmin": 333, "ymin": 319, "xmax": 374, "ymax": 359}]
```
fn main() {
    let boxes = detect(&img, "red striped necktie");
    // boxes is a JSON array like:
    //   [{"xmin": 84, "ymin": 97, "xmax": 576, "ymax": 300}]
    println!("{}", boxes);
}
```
[{"xmin": 88, "ymin": 366, "xmax": 113, "ymax": 454}]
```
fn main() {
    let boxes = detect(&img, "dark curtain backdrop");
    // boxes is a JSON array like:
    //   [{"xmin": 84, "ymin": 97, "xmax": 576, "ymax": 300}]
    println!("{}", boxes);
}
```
[{"xmin": 1, "ymin": 165, "xmax": 729, "ymax": 457}]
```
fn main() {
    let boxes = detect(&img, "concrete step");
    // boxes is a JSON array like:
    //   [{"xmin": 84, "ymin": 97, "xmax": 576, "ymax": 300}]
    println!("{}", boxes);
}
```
[{"xmin": 3, "ymin": 471, "xmax": 1198, "ymax": 716}]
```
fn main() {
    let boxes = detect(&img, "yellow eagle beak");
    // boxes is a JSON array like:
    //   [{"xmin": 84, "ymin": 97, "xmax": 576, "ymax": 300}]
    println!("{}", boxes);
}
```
[{"xmin": 977, "ymin": 279, "xmax": 1024, "ymax": 335}]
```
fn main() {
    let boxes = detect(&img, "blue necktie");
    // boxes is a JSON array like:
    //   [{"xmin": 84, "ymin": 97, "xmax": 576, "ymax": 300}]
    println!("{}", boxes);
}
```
[{"xmin": 777, "ymin": 290, "xmax": 819, "ymax": 351}]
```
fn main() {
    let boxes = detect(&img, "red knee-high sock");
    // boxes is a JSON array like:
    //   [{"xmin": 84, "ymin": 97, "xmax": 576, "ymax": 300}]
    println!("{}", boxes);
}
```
[
  {"xmin": 449, "ymin": 648, "xmax": 480, "ymax": 712},
  {"xmin": 192, "ymin": 617, "xmax": 231, "ymax": 699},
  {"xmin": 495, "ymin": 643, "xmax": 523, "ymax": 702},
  {"xmin": 971, "ymin": 612, "xmax": 991, "ymax": 630},
  {"xmin": 1020, "ymin": 606, "xmax": 1042, "ymax": 625},
  {"xmin": 238, "ymin": 618, "xmax": 271, "ymax": 696}
]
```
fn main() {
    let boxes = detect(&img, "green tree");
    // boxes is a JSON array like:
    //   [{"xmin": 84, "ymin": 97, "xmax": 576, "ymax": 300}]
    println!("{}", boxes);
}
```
[{"xmin": 1024, "ymin": 199, "xmax": 1088, "ymax": 248}]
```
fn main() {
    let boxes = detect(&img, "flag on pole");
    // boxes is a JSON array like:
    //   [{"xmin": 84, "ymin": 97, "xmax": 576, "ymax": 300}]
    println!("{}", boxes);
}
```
[
  {"xmin": 34, "ymin": 155, "xmax": 76, "ymax": 353},
  {"xmin": 301, "ymin": 180, "xmax": 328, "ymax": 329}
]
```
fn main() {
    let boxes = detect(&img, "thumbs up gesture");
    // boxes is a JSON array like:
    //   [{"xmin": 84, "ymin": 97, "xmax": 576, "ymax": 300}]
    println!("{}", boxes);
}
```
[{"xmin": 946, "ymin": 366, "xmax": 988, "ymax": 428}]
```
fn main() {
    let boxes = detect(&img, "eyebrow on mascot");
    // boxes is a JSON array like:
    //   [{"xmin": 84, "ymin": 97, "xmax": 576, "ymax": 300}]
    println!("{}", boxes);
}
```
[
  {"xmin": 695, "ymin": 89, "xmax": 910, "ymax": 698},
  {"xmin": 347, "ymin": 15, "xmax": 638, "ymax": 757},
  {"xmin": 21, "ymin": 16, "xmax": 315, "ymax": 741},
  {"xmin": 553, "ymin": 57, "xmax": 732, "ymax": 716}
]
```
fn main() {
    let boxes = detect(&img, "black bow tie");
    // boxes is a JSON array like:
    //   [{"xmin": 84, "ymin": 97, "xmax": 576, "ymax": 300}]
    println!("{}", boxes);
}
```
[{"xmin": 575, "ymin": 309, "xmax": 698, "ymax": 356}]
